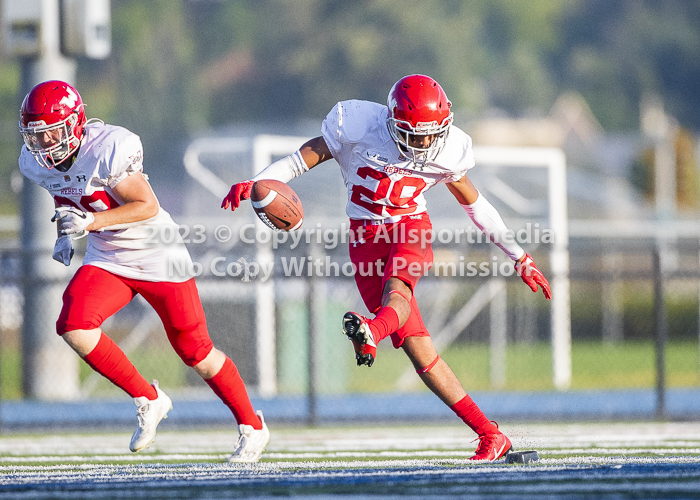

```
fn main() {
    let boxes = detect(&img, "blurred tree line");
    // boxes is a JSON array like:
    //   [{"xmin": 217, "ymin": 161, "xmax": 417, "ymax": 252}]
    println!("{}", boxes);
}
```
[{"xmin": 1, "ymin": 0, "xmax": 699, "ymax": 212}]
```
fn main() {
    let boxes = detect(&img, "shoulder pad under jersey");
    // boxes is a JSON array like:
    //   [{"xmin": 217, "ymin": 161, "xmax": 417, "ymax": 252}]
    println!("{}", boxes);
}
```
[{"xmin": 325, "ymin": 100, "xmax": 386, "ymax": 144}]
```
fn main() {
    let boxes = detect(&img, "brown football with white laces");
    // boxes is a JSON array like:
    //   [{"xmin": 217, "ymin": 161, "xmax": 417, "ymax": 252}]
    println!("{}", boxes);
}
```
[{"xmin": 250, "ymin": 179, "xmax": 304, "ymax": 231}]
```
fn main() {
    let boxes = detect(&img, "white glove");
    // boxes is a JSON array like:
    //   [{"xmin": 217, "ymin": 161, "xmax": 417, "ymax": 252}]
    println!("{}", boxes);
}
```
[
  {"xmin": 51, "ymin": 207, "xmax": 95, "ymax": 239},
  {"xmin": 52, "ymin": 235, "xmax": 74, "ymax": 266}
]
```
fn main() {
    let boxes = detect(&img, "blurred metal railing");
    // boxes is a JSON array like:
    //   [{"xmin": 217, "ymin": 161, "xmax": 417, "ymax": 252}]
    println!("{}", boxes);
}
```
[{"xmin": 2, "ymin": 233, "xmax": 700, "ymax": 426}]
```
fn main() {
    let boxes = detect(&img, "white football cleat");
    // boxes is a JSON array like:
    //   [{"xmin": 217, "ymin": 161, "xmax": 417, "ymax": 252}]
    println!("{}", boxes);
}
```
[
  {"xmin": 227, "ymin": 411, "xmax": 270, "ymax": 463},
  {"xmin": 129, "ymin": 380, "xmax": 173, "ymax": 452}
]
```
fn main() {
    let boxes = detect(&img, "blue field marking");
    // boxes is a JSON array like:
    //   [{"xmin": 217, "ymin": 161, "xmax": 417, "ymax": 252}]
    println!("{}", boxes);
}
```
[{"xmin": 2, "ymin": 388, "xmax": 700, "ymax": 429}]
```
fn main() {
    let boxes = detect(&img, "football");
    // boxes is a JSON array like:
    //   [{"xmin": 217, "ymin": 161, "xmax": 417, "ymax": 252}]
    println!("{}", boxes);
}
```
[{"xmin": 250, "ymin": 179, "xmax": 304, "ymax": 231}]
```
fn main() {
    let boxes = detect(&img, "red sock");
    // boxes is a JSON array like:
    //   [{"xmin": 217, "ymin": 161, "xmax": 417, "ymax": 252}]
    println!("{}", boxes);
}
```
[
  {"xmin": 205, "ymin": 356, "xmax": 262, "ymax": 429},
  {"xmin": 83, "ymin": 333, "xmax": 157, "ymax": 400},
  {"xmin": 368, "ymin": 307, "xmax": 400, "ymax": 344},
  {"xmin": 450, "ymin": 395, "xmax": 499, "ymax": 436}
]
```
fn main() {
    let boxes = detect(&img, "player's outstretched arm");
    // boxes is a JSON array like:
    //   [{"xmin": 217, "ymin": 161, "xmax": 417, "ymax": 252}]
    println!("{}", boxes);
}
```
[
  {"xmin": 446, "ymin": 175, "xmax": 551, "ymax": 299},
  {"xmin": 221, "ymin": 136, "xmax": 333, "ymax": 212}
]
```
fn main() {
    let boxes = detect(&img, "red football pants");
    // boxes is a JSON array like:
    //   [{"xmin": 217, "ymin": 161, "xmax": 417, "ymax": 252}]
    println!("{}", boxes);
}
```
[
  {"xmin": 56, "ymin": 265, "xmax": 261, "ymax": 427},
  {"xmin": 349, "ymin": 215, "xmax": 433, "ymax": 348},
  {"xmin": 57, "ymin": 265, "xmax": 213, "ymax": 366}
]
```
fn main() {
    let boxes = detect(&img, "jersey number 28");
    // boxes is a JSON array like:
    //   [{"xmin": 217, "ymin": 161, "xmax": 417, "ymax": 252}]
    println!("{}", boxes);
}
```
[{"xmin": 351, "ymin": 167, "xmax": 426, "ymax": 216}]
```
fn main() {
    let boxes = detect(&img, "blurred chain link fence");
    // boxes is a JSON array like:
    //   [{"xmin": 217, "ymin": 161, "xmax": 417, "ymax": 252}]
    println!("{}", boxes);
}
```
[
  {"xmin": 1, "ymin": 135, "xmax": 698, "ymax": 423},
  {"xmin": 1, "ymin": 236, "xmax": 699, "ymax": 406}
]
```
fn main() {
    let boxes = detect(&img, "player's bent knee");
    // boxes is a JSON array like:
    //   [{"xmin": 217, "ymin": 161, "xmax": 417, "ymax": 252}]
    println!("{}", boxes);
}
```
[
  {"xmin": 176, "ymin": 342, "xmax": 214, "ymax": 367},
  {"xmin": 61, "ymin": 328, "xmax": 102, "ymax": 357},
  {"xmin": 165, "ymin": 319, "xmax": 214, "ymax": 367},
  {"xmin": 385, "ymin": 277, "xmax": 413, "ymax": 295},
  {"xmin": 382, "ymin": 279, "xmax": 413, "ymax": 312},
  {"xmin": 56, "ymin": 315, "xmax": 101, "ymax": 336},
  {"xmin": 171, "ymin": 334, "xmax": 214, "ymax": 367},
  {"xmin": 386, "ymin": 289, "xmax": 411, "ymax": 304},
  {"xmin": 192, "ymin": 348, "xmax": 226, "ymax": 379}
]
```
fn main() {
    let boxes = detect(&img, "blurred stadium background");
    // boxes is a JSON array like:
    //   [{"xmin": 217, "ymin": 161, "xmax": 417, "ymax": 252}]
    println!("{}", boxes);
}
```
[{"xmin": 1, "ymin": 0, "xmax": 700, "ymax": 430}]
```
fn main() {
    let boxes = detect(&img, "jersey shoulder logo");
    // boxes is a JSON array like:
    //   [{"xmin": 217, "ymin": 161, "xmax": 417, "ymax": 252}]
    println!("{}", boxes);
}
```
[
  {"xmin": 128, "ymin": 150, "xmax": 143, "ymax": 165},
  {"xmin": 366, "ymin": 151, "xmax": 389, "ymax": 164}
]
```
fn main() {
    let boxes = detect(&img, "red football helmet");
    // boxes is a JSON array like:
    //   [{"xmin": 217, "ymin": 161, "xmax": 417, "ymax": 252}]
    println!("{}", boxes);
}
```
[
  {"xmin": 387, "ymin": 74, "xmax": 453, "ymax": 164},
  {"xmin": 19, "ymin": 80, "xmax": 86, "ymax": 170}
]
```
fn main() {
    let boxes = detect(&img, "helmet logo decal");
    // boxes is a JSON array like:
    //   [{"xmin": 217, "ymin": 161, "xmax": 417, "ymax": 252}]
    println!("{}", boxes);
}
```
[{"xmin": 59, "ymin": 88, "xmax": 79, "ymax": 109}]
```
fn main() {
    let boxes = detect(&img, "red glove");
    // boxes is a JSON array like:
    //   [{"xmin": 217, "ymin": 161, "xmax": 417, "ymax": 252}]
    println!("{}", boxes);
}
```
[
  {"xmin": 515, "ymin": 254, "xmax": 551, "ymax": 299},
  {"xmin": 221, "ymin": 180, "xmax": 254, "ymax": 211}
]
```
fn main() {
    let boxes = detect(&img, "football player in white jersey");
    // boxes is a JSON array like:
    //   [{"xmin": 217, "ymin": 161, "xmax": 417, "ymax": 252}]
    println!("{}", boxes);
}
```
[
  {"xmin": 222, "ymin": 74, "xmax": 551, "ymax": 461},
  {"xmin": 18, "ymin": 80, "xmax": 269, "ymax": 462}
]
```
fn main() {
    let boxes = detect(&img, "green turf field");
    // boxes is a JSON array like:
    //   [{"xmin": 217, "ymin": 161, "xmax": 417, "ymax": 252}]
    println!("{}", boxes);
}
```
[
  {"xmin": 2, "ymin": 340, "xmax": 698, "ymax": 399},
  {"xmin": 350, "ymin": 340, "xmax": 700, "ymax": 393}
]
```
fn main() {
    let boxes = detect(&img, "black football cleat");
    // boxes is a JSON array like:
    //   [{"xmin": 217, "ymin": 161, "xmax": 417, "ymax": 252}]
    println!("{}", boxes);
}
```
[{"xmin": 342, "ymin": 312, "xmax": 377, "ymax": 367}]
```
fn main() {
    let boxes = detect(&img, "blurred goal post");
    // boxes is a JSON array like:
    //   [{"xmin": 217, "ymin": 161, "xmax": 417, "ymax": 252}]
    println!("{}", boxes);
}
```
[
  {"xmin": 184, "ymin": 135, "xmax": 572, "ymax": 394},
  {"xmin": 474, "ymin": 146, "xmax": 571, "ymax": 390}
]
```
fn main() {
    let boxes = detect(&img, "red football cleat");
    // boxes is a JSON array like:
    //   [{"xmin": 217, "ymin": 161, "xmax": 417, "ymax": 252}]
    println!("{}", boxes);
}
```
[
  {"xmin": 470, "ymin": 425, "xmax": 512, "ymax": 461},
  {"xmin": 342, "ymin": 312, "xmax": 377, "ymax": 367}
]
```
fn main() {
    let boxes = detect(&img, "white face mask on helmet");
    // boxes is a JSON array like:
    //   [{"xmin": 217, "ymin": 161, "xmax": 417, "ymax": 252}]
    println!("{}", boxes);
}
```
[
  {"xmin": 19, "ymin": 80, "xmax": 86, "ymax": 171},
  {"xmin": 386, "ymin": 74, "xmax": 453, "ymax": 165},
  {"xmin": 20, "ymin": 115, "xmax": 80, "ymax": 170}
]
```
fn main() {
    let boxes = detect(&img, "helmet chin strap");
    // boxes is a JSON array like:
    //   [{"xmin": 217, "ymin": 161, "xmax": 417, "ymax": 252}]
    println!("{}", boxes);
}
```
[
  {"xmin": 54, "ymin": 161, "xmax": 71, "ymax": 173},
  {"xmin": 53, "ymin": 150, "xmax": 79, "ymax": 172},
  {"xmin": 395, "ymin": 143, "xmax": 427, "ymax": 169},
  {"xmin": 49, "ymin": 126, "xmax": 85, "ymax": 171}
]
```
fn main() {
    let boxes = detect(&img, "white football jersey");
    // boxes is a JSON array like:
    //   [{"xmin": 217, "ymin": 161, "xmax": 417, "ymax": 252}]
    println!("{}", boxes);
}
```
[
  {"xmin": 321, "ymin": 100, "xmax": 475, "ymax": 220},
  {"xmin": 19, "ymin": 121, "xmax": 193, "ymax": 282}
]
